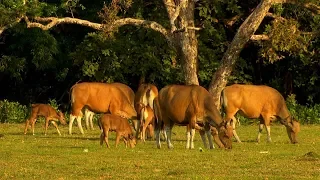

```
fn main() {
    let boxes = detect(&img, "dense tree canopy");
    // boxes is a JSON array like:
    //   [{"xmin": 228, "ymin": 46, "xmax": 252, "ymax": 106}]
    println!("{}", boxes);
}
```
[{"xmin": 0, "ymin": 0, "xmax": 319, "ymax": 109}]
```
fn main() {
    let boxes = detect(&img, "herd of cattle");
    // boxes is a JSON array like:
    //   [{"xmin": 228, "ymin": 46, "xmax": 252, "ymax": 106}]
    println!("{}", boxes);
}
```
[{"xmin": 23, "ymin": 82, "xmax": 301, "ymax": 149}]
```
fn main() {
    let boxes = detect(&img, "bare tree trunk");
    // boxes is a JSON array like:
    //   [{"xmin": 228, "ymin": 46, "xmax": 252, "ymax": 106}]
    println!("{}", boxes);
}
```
[
  {"xmin": 208, "ymin": 0, "xmax": 273, "ymax": 108},
  {"xmin": 175, "ymin": 1, "xmax": 199, "ymax": 85}
]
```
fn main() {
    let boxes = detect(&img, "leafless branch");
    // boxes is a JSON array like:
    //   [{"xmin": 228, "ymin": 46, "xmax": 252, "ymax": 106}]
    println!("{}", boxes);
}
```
[
  {"xmin": 24, "ymin": 16, "xmax": 103, "ymax": 30},
  {"xmin": 250, "ymin": 34, "xmax": 270, "ymax": 41}
]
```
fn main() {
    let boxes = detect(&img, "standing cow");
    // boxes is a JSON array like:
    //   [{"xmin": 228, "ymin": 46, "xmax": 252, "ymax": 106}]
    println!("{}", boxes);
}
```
[
  {"xmin": 69, "ymin": 82, "xmax": 138, "ymax": 135},
  {"xmin": 221, "ymin": 84, "xmax": 300, "ymax": 143},
  {"xmin": 81, "ymin": 82, "xmax": 136, "ymax": 131},
  {"xmin": 134, "ymin": 83, "xmax": 159, "ymax": 140},
  {"xmin": 154, "ymin": 85, "xmax": 233, "ymax": 149}
]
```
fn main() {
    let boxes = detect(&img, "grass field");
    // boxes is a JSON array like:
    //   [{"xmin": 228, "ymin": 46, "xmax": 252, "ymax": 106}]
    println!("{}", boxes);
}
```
[{"xmin": 0, "ymin": 122, "xmax": 320, "ymax": 180}]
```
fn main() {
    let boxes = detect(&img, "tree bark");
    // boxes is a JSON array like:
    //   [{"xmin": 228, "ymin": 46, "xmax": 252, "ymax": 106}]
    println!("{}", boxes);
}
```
[
  {"xmin": 175, "ymin": 1, "xmax": 199, "ymax": 85},
  {"xmin": 208, "ymin": 0, "xmax": 274, "ymax": 108}
]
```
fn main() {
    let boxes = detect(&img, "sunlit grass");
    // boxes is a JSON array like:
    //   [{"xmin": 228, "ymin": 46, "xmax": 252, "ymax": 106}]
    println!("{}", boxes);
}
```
[{"xmin": 0, "ymin": 122, "xmax": 319, "ymax": 179}]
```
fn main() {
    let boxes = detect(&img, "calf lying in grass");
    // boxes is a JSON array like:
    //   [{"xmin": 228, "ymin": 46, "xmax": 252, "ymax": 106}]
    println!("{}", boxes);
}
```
[
  {"xmin": 24, "ymin": 104, "xmax": 66, "ymax": 135},
  {"xmin": 99, "ymin": 114, "xmax": 137, "ymax": 148}
]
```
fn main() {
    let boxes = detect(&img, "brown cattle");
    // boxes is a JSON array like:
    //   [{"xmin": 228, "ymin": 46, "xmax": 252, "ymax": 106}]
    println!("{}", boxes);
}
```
[
  {"xmin": 99, "ymin": 114, "xmax": 137, "ymax": 148},
  {"xmin": 221, "ymin": 84, "xmax": 300, "ymax": 143},
  {"xmin": 24, "ymin": 104, "xmax": 67, "ymax": 135},
  {"xmin": 134, "ymin": 83, "xmax": 159, "ymax": 140},
  {"xmin": 136, "ymin": 103, "xmax": 155, "ymax": 142},
  {"xmin": 69, "ymin": 82, "xmax": 137, "ymax": 135},
  {"xmin": 82, "ymin": 83, "xmax": 135, "ymax": 131},
  {"xmin": 134, "ymin": 83, "xmax": 158, "ymax": 110},
  {"xmin": 154, "ymin": 85, "xmax": 233, "ymax": 149}
]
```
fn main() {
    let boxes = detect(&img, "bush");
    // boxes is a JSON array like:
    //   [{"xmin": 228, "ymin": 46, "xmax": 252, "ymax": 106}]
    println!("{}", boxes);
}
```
[
  {"xmin": 0, "ymin": 100, "xmax": 28, "ymax": 123},
  {"xmin": 286, "ymin": 94, "xmax": 320, "ymax": 124}
]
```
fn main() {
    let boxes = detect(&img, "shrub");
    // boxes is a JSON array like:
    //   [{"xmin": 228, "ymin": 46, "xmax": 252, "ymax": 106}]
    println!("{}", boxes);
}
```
[
  {"xmin": 286, "ymin": 94, "xmax": 320, "ymax": 124},
  {"xmin": 0, "ymin": 100, "xmax": 28, "ymax": 123}
]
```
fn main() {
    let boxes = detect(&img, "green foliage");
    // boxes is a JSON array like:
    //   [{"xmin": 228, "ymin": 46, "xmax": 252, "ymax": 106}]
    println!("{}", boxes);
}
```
[
  {"xmin": 286, "ymin": 94, "xmax": 320, "ymax": 124},
  {"xmin": 71, "ymin": 29, "xmax": 181, "ymax": 86},
  {"xmin": 0, "ymin": 0, "xmax": 25, "ymax": 26},
  {"xmin": 0, "ymin": 100, "xmax": 28, "ymax": 123},
  {"xmin": 48, "ymin": 99, "xmax": 59, "ymax": 110},
  {"xmin": 261, "ymin": 19, "xmax": 308, "ymax": 62},
  {"xmin": 0, "ymin": 55, "xmax": 26, "ymax": 81}
]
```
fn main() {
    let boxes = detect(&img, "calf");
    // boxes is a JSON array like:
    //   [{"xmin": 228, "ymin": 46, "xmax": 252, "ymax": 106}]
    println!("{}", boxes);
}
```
[
  {"xmin": 221, "ymin": 84, "xmax": 300, "ymax": 143},
  {"xmin": 136, "ymin": 103, "xmax": 155, "ymax": 142},
  {"xmin": 99, "ymin": 114, "xmax": 137, "ymax": 148},
  {"xmin": 24, "ymin": 104, "xmax": 67, "ymax": 135}
]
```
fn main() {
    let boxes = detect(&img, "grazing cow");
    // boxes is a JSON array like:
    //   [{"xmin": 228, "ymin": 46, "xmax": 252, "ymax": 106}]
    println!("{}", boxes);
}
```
[
  {"xmin": 154, "ymin": 85, "xmax": 233, "ymax": 149},
  {"xmin": 82, "ymin": 83, "xmax": 135, "ymax": 131},
  {"xmin": 136, "ymin": 103, "xmax": 155, "ymax": 142},
  {"xmin": 134, "ymin": 83, "xmax": 159, "ymax": 140},
  {"xmin": 69, "ymin": 82, "xmax": 138, "ymax": 135},
  {"xmin": 24, "ymin": 104, "xmax": 67, "ymax": 135},
  {"xmin": 221, "ymin": 84, "xmax": 300, "ymax": 143},
  {"xmin": 99, "ymin": 114, "xmax": 137, "ymax": 148}
]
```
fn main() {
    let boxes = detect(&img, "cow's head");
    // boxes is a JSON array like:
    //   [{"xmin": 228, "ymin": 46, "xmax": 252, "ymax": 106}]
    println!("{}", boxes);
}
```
[
  {"xmin": 282, "ymin": 117, "xmax": 300, "ymax": 144},
  {"xmin": 217, "ymin": 120, "xmax": 233, "ymax": 149},
  {"xmin": 58, "ymin": 111, "xmax": 67, "ymax": 125},
  {"xmin": 128, "ymin": 134, "xmax": 137, "ymax": 148}
]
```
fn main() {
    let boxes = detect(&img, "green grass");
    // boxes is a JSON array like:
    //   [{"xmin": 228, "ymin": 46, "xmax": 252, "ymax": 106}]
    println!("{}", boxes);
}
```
[{"xmin": 0, "ymin": 122, "xmax": 320, "ymax": 180}]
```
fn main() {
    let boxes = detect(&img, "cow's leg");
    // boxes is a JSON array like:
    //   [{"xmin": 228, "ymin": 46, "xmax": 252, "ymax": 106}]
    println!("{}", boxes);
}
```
[
  {"xmin": 261, "ymin": 115, "xmax": 272, "ymax": 143},
  {"xmin": 142, "ymin": 124, "xmax": 148, "ymax": 142},
  {"xmin": 44, "ymin": 118, "xmax": 50, "ymax": 136},
  {"xmin": 257, "ymin": 120, "xmax": 264, "ymax": 143},
  {"xmin": 85, "ymin": 109, "xmax": 94, "ymax": 130},
  {"xmin": 115, "ymin": 133, "xmax": 121, "ymax": 148},
  {"xmin": 89, "ymin": 113, "xmax": 94, "ymax": 130},
  {"xmin": 69, "ymin": 114, "xmax": 76, "ymax": 134},
  {"xmin": 84, "ymin": 110, "xmax": 90, "ymax": 130},
  {"xmin": 105, "ymin": 131, "xmax": 110, "ymax": 148},
  {"xmin": 225, "ymin": 110, "xmax": 242, "ymax": 143},
  {"xmin": 51, "ymin": 121, "xmax": 61, "ymax": 136},
  {"xmin": 155, "ymin": 127, "xmax": 161, "ymax": 149},
  {"xmin": 123, "ymin": 137, "xmax": 128, "ymax": 148},
  {"xmin": 199, "ymin": 130, "xmax": 208, "ymax": 149},
  {"xmin": 231, "ymin": 116, "xmax": 242, "ymax": 143},
  {"xmin": 76, "ymin": 116, "xmax": 84, "ymax": 134},
  {"xmin": 165, "ymin": 122, "xmax": 174, "ymax": 149},
  {"xmin": 190, "ymin": 128, "xmax": 196, "ymax": 149},
  {"xmin": 203, "ymin": 123, "xmax": 215, "ymax": 149},
  {"xmin": 31, "ymin": 119, "xmax": 37, "ymax": 135},
  {"xmin": 266, "ymin": 125, "xmax": 272, "ymax": 142},
  {"xmin": 186, "ymin": 125, "xmax": 191, "ymax": 149},
  {"xmin": 24, "ymin": 119, "xmax": 30, "ymax": 135},
  {"xmin": 100, "ymin": 133, "xmax": 104, "ymax": 146}
]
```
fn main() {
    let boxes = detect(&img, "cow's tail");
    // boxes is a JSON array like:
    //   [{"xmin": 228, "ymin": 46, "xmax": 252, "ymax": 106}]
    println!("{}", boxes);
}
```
[
  {"xmin": 220, "ymin": 88, "xmax": 227, "ymax": 117},
  {"xmin": 153, "ymin": 97, "xmax": 162, "ymax": 132}
]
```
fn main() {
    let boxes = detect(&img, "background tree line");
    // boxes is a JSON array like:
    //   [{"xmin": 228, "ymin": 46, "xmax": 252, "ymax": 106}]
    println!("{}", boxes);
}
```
[{"xmin": 0, "ymin": 0, "xmax": 319, "ymax": 123}]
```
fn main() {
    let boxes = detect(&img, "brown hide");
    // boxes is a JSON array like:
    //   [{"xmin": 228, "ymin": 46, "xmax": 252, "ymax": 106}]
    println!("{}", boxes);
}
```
[
  {"xmin": 69, "ymin": 82, "xmax": 137, "ymax": 135},
  {"xmin": 99, "ymin": 114, "xmax": 136, "ymax": 148},
  {"xmin": 221, "ymin": 84, "xmax": 300, "ymax": 143},
  {"xmin": 138, "ymin": 104, "xmax": 155, "ymax": 142},
  {"xmin": 24, "ymin": 104, "xmax": 66, "ymax": 135},
  {"xmin": 154, "ymin": 85, "xmax": 233, "ymax": 149},
  {"xmin": 134, "ymin": 83, "xmax": 158, "ymax": 140},
  {"xmin": 82, "ymin": 83, "xmax": 135, "ymax": 131},
  {"xmin": 134, "ymin": 83, "xmax": 158, "ymax": 111}
]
